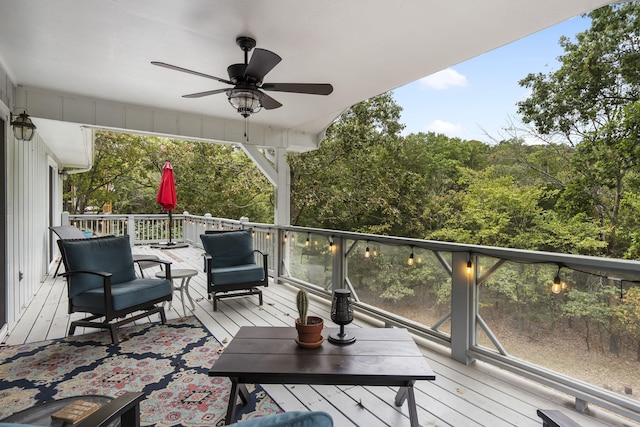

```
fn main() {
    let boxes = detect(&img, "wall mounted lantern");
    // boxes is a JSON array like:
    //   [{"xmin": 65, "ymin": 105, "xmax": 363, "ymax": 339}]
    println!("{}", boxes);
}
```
[{"xmin": 11, "ymin": 111, "xmax": 37, "ymax": 142}]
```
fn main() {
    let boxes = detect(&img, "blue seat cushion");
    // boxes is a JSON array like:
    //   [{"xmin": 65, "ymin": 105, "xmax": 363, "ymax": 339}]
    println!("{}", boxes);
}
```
[
  {"xmin": 211, "ymin": 264, "xmax": 264, "ymax": 286},
  {"xmin": 200, "ymin": 230, "xmax": 255, "ymax": 268},
  {"xmin": 230, "ymin": 411, "xmax": 333, "ymax": 427},
  {"xmin": 72, "ymin": 278, "xmax": 172, "ymax": 311},
  {"xmin": 59, "ymin": 235, "xmax": 137, "ymax": 298}
]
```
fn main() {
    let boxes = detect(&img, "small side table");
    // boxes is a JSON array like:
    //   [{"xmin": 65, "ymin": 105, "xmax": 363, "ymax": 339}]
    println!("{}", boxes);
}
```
[{"xmin": 156, "ymin": 268, "xmax": 197, "ymax": 317}]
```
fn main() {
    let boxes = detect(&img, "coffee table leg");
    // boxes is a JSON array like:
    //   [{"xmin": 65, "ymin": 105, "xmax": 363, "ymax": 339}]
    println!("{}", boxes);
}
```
[
  {"xmin": 395, "ymin": 384, "xmax": 419, "ymax": 427},
  {"xmin": 225, "ymin": 378, "xmax": 240, "ymax": 425},
  {"xmin": 238, "ymin": 384, "xmax": 250, "ymax": 405}
]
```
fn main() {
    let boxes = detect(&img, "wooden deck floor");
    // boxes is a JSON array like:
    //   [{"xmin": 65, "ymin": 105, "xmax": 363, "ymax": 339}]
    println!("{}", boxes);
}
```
[{"xmin": 3, "ymin": 245, "xmax": 634, "ymax": 427}]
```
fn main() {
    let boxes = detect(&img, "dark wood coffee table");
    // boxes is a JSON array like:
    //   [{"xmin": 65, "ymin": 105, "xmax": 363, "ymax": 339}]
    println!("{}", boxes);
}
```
[{"xmin": 209, "ymin": 326, "xmax": 436, "ymax": 426}]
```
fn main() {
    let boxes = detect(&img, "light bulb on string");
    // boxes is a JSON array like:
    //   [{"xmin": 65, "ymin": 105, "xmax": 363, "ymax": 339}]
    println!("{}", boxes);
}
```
[{"xmin": 551, "ymin": 266, "xmax": 562, "ymax": 294}]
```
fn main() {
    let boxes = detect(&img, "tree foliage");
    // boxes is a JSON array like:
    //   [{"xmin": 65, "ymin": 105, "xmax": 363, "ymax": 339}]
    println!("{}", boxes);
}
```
[{"xmin": 517, "ymin": 2, "xmax": 640, "ymax": 256}]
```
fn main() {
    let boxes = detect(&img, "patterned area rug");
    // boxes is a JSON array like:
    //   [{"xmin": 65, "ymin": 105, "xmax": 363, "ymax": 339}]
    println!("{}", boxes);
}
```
[{"xmin": 0, "ymin": 317, "xmax": 282, "ymax": 426}]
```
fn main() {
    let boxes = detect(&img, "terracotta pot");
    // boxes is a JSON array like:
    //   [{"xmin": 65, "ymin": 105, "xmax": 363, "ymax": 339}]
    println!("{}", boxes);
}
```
[{"xmin": 295, "ymin": 316, "xmax": 324, "ymax": 348}]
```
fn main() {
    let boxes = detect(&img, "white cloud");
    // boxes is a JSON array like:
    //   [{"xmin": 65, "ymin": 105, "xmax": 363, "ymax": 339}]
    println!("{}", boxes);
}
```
[
  {"xmin": 419, "ymin": 68, "xmax": 468, "ymax": 90},
  {"xmin": 425, "ymin": 120, "xmax": 464, "ymax": 137}
]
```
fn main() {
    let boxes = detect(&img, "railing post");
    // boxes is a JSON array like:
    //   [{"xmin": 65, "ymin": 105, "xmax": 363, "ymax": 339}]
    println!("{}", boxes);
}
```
[
  {"xmin": 451, "ymin": 252, "xmax": 476, "ymax": 365},
  {"xmin": 331, "ymin": 235, "xmax": 346, "ymax": 291},
  {"xmin": 276, "ymin": 228, "xmax": 285, "ymax": 283},
  {"xmin": 127, "ymin": 215, "xmax": 135, "ymax": 247}
]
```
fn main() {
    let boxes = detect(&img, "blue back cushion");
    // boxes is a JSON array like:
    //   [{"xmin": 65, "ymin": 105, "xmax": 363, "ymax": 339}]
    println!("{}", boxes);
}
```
[
  {"xmin": 59, "ymin": 235, "xmax": 137, "ymax": 298},
  {"xmin": 200, "ymin": 230, "xmax": 255, "ymax": 268}
]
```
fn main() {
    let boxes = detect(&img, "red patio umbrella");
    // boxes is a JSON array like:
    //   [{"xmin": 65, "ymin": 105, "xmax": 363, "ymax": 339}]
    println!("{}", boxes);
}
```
[{"xmin": 157, "ymin": 161, "xmax": 177, "ymax": 245}]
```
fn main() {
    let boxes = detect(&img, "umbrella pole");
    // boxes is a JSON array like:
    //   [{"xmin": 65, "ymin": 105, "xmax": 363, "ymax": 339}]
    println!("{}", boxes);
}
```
[{"xmin": 168, "ymin": 210, "xmax": 173, "ymax": 244}]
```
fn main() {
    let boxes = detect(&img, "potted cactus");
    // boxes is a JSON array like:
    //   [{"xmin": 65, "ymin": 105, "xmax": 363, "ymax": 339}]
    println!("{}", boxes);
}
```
[{"xmin": 294, "ymin": 289, "xmax": 324, "ymax": 348}]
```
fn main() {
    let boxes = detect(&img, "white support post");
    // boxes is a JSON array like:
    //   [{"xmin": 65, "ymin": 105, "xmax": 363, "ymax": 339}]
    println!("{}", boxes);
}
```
[
  {"xmin": 331, "ymin": 236, "xmax": 346, "ymax": 292},
  {"xmin": 127, "ymin": 215, "xmax": 135, "ymax": 247},
  {"xmin": 450, "ymin": 252, "xmax": 476, "ymax": 364},
  {"xmin": 240, "ymin": 144, "xmax": 291, "ymax": 280}
]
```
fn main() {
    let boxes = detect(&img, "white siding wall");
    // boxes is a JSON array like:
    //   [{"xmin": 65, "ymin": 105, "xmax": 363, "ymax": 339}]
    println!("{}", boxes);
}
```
[{"xmin": 2, "ymin": 74, "xmax": 62, "ymax": 337}]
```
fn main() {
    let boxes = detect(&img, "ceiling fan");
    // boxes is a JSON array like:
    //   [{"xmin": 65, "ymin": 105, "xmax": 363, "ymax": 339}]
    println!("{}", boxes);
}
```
[{"xmin": 152, "ymin": 36, "xmax": 334, "ymax": 118}]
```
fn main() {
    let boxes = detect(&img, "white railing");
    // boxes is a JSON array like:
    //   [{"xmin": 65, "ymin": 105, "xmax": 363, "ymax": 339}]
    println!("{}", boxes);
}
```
[
  {"xmin": 66, "ymin": 213, "xmax": 185, "ymax": 246},
  {"xmin": 67, "ymin": 212, "xmax": 640, "ymax": 422}
]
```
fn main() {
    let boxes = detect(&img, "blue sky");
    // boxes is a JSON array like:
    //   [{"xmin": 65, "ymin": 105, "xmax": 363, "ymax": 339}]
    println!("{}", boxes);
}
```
[{"xmin": 392, "ymin": 16, "xmax": 591, "ymax": 143}]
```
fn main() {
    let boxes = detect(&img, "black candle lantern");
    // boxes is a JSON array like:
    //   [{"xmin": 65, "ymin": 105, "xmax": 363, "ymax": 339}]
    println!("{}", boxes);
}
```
[{"xmin": 328, "ymin": 289, "xmax": 356, "ymax": 345}]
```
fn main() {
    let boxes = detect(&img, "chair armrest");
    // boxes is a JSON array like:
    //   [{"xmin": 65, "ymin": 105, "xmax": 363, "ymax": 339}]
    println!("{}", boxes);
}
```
[
  {"xmin": 133, "ymin": 259, "xmax": 172, "ymax": 280},
  {"xmin": 76, "ymin": 392, "xmax": 145, "ymax": 427},
  {"xmin": 254, "ymin": 250, "xmax": 269, "ymax": 286},
  {"xmin": 133, "ymin": 258, "xmax": 172, "ymax": 268},
  {"xmin": 253, "ymin": 250, "xmax": 268, "ymax": 264},
  {"xmin": 61, "ymin": 269, "xmax": 112, "ymax": 278},
  {"xmin": 203, "ymin": 253, "xmax": 213, "ymax": 272},
  {"xmin": 62, "ymin": 270, "xmax": 115, "ymax": 314}
]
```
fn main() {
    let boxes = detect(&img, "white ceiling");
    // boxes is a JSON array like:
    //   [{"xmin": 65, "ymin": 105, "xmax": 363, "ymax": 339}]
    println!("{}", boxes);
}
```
[{"xmin": 0, "ymin": 0, "xmax": 613, "ymax": 167}]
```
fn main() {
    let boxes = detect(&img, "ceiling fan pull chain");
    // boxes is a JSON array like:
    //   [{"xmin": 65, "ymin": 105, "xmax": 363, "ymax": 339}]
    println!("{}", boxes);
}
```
[{"xmin": 244, "ymin": 116, "xmax": 249, "ymax": 142}]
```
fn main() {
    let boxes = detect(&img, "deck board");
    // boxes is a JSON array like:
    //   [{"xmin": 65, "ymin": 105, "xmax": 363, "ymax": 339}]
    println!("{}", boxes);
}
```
[{"xmin": 2, "ymin": 245, "xmax": 634, "ymax": 427}]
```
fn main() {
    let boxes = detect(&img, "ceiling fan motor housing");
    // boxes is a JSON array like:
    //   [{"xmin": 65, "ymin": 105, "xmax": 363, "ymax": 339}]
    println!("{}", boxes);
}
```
[{"xmin": 227, "ymin": 63, "xmax": 248, "ymax": 84}]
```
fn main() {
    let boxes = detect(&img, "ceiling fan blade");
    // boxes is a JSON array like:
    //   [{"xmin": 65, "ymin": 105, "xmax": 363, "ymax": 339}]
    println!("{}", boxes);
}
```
[
  {"xmin": 151, "ymin": 61, "xmax": 232, "ymax": 85},
  {"xmin": 257, "ymin": 91, "xmax": 282, "ymax": 110},
  {"xmin": 182, "ymin": 88, "xmax": 229, "ymax": 98},
  {"xmin": 244, "ymin": 49, "xmax": 282, "ymax": 83},
  {"xmin": 261, "ymin": 83, "xmax": 333, "ymax": 95}
]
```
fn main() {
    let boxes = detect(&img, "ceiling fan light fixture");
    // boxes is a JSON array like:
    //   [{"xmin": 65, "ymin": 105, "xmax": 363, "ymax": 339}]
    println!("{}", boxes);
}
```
[{"xmin": 227, "ymin": 89, "xmax": 262, "ymax": 118}]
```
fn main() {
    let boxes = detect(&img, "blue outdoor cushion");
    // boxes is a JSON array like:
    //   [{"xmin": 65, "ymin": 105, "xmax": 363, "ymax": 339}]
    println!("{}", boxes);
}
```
[
  {"xmin": 210, "ymin": 264, "xmax": 264, "ymax": 286},
  {"xmin": 230, "ymin": 411, "xmax": 333, "ymax": 427},
  {"xmin": 72, "ymin": 278, "xmax": 172, "ymax": 311},
  {"xmin": 200, "ymin": 230, "xmax": 255, "ymax": 268},
  {"xmin": 60, "ymin": 235, "xmax": 137, "ymax": 298}
]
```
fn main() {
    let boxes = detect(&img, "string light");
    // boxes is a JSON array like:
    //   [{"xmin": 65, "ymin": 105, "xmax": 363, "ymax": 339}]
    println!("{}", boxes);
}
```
[
  {"xmin": 467, "ymin": 260, "xmax": 472, "ymax": 275},
  {"xmin": 551, "ymin": 266, "xmax": 562, "ymax": 294},
  {"xmin": 305, "ymin": 233, "xmax": 310, "ymax": 246},
  {"xmin": 364, "ymin": 241, "xmax": 370, "ymax": 258},
  {"xmin": 408, "ymin": 247, "xmax": 414, "ymax": 266}
]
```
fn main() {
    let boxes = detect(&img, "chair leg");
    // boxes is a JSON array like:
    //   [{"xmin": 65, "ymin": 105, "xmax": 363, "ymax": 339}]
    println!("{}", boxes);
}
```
[
  {"xmin": 54, "ymin": 258, "xmax": 63, "ymax": 277},
  {"xmin": 213, "ymin": 293, "xmax": 218, "ymax": 311},
  {"xmin": 159, "ymin": 306, "xmax": 167, "ymax": 324},
  {"xmin": 110, "ymin": 325, "xmax": 119, "ymax": 344},
  {"xmin": 258, "ymin": 290, "xmax": 263, "ymax": 306}
]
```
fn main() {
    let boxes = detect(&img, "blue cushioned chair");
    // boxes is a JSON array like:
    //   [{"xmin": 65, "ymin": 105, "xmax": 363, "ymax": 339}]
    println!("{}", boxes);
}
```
[
  {"xmin": 230, "ymin": 411, "xmax": 333, "ymax": 426},
  {"xmin": 200, "ymin": 229, "xmax": 268, "ymax": 311},
  {"xmin": 57, "ymin": 235, "xmax": 173, "ymax": 344}
]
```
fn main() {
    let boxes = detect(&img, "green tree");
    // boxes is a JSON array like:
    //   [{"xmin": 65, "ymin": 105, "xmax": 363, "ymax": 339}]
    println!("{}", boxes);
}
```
[
  {"xmin": 65, "ymin": 132, "xmax": 273, "ymax": 222},
  {"xmin": 288, "ymin": 93, "xmax": 408, "ymax": 234},
  {"xmin": 517, "ymin": 3, "xmax": 640, "ymax": 256},
  {"xmin": 618, "ymin": 286, "xmax": 640, "ymax": 361},
  {"xmin": 65, "ymin": 132, "xmax": 156, "ymax": 214}
]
